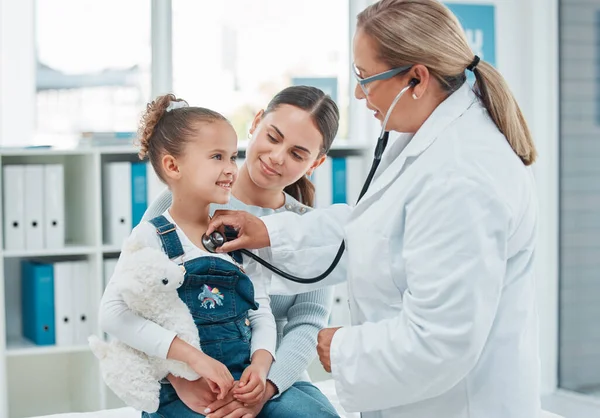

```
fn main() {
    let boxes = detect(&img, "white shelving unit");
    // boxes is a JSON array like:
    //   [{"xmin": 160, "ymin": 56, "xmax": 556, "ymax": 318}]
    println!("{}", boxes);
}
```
[{"xmin": 0, "ymin": 142, "xmax": 368, "ymax": 418}]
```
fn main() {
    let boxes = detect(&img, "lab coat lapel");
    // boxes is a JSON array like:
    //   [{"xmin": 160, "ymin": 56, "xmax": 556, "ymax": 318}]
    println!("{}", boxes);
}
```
[{"xmin": 356, "ymin": 83, "xmax": 478, "ymax": 208}]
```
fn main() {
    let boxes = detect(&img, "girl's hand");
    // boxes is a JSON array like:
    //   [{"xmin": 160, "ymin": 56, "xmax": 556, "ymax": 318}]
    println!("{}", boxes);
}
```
[
  {"xmin": 190, "ymin": 352, "xmax": 235, "ymax": 400},
  {"xmin": 231, "ymin": 364, "xmax": 268, "ymax": 406},
  {"xmin": 167, "ymin": 337, "xmax": 235, "ymax": 399}
]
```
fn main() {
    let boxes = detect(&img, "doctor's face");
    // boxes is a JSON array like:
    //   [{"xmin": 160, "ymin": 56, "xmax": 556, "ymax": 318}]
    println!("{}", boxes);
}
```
[
  {"xmin": 245, "ymin": 105, "xmax": 325, "ymax": 191},
  {"xmin": 353, "ymin": 29, "xmax": 416, "ymax": 133}
]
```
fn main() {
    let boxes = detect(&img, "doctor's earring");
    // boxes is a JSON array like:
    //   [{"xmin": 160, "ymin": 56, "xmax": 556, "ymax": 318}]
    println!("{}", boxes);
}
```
[{"xmin": 412, "ymin": 93, "xmax": 419, "ymax": 100}]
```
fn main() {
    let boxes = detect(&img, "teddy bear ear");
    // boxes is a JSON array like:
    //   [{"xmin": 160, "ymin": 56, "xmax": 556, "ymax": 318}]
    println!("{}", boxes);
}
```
[{"xmin": 121, "ymin": 233, "xmax": 146, "ymax": 254}]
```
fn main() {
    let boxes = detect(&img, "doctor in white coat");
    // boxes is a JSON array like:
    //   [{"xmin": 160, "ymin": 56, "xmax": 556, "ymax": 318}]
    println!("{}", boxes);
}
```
[{"xmin": 207, "ymin": 0, "xmax": 540, "ymax": 417}]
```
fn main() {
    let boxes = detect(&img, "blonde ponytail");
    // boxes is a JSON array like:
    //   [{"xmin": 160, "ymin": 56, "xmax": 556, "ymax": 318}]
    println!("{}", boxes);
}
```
[
  {"xmin": 357, "ymin": 0, "xmax": 537, "ymax": 165},
  {"xmin": 471, "ymin": 61, "xmax": 537, "ymax": 165}
]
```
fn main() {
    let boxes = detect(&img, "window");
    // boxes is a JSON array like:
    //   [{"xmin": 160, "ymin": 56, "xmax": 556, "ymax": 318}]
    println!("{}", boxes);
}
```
[
  {"xmin": 35, "ymin": 0, "xmax": 151, "ymax": 143},
  {"xmin": 172, "ymin": 0, "xmax": 350, "ymax": 141}
]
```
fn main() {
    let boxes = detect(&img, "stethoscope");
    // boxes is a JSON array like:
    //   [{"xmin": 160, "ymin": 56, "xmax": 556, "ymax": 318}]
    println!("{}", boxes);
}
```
[{"xmin": 202, "ymin": 78, "xmax": 420, "ymax": 283}]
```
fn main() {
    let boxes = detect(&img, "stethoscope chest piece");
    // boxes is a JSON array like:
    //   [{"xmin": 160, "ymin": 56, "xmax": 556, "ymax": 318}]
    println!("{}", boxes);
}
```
[{"xmin": 201, "ymin": 232, "xmax": 226, "ymax": 253}]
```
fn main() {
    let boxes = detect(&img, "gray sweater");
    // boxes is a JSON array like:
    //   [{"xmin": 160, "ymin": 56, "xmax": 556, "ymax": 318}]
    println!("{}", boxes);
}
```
[{"xmin": 144, "ymin": 189, "xmax": 334, "ymax": 396}]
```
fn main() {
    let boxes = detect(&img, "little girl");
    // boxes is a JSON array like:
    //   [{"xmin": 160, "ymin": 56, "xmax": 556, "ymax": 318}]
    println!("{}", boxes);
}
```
[{"xmin": 100, "ymin": 94, "xmax": 276, "ymax": 417}]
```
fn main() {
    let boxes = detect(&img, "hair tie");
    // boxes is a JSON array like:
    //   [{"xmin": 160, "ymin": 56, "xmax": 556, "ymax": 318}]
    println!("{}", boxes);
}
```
[
  {"xmin": 166, "ymin": 100, "xmax": 188, "ymax": 112},
  {"xmin": 467, "ymin": 55, "xmax": 480, "ymax": 72}
]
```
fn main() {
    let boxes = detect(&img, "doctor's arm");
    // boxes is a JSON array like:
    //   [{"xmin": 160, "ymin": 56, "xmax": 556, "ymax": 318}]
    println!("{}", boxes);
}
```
[
  {"xmin": 329, "ymin": 177, "xmax": 509, "ymax": 412},
  {"xmin": 208, "ymin": 204, "xmax": 353, "ymax": 295}
]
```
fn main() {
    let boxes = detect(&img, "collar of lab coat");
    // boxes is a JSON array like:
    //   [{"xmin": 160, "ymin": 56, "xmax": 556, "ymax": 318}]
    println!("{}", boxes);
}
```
[{"xmin": 357, "ymin": 82, "xmax": 478, "ymax": 206}]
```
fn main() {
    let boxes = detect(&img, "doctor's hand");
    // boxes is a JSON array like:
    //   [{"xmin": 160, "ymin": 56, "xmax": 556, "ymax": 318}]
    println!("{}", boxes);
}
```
[
  {"xmin": 317, "ymin": 327, "xmax": 342, "ymax": 373},
  {"xmin": 207, "ymin": 210, "xmax": 270, "ymax": 253}
]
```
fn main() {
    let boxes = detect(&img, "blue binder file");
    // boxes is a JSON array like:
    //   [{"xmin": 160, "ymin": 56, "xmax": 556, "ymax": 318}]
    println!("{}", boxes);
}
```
[
  {"xmin": 131, "ymin": 162, "xmax": 148, "ymax": 227},
  {"xmin": 331, "ymin": 158, "xmax": 347, "ymax": 204},
  {"xmin": 21, "ymin": 261, "xmax": 55, "ymax": 345}
]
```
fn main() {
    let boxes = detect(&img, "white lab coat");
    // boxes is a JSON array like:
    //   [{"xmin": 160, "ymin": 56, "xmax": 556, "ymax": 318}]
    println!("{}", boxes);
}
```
[{"xmin": 261, "ymin": 83, "xmax": 541, "ymax": 418}]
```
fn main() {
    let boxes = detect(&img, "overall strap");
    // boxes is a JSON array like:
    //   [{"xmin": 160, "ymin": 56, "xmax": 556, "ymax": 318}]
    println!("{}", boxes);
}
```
[{"xmin": 148, "ymin": 215, "xmax": 185, "ymax": 260}]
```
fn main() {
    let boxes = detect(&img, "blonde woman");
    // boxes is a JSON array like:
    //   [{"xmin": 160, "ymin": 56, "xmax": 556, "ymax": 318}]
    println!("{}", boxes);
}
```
[{"xmin": 207, "ymin": 1, "xmax": 540, "ymax": 417}]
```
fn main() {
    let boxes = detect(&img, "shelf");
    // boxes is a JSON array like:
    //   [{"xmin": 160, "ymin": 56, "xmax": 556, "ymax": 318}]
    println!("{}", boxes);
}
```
[
  {"xmin": 0, "ymin": 140, "xmax": 370, "ymax": 158},
  {"xmin": 6, "ymin": 337, "xmax": 90, "ymax": 357},
  {"xmin": 3, "ymin": 245, "xmax": 96, "ymax": 258},
  {"xmin": 102, "ymin": 245, "xmax": 122, "ymax": 254}
]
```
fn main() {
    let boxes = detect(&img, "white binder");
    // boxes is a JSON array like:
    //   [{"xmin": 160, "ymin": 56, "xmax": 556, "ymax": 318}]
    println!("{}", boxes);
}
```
[
  {"xmin": 53, "ymin": 261, "xmax": 74, "ymax": 346},
  {"xmin": 71, "ymin": 260, "xmax": 93, "ymax": 345},
  {"xmin": 313, "ymin": 157, "xmax": 332, "ymax": 208},
  {"xmin": 3, "ymin": 165, "xmax": 26, "ymax": 250},
  {"xmin": 346, "ymin": 156, "xmax": 368, "ymax": 206},
  {"xmin": 103, "ymin": 162, "xmax": 132, "ymax": 246},
  {"xmin": 329, "ymin": 283, "xmax": 351, "ymax": 327},
  {"xmin": 24, "ymin": 165, "xmax": 45, "ymax": 250},
  {"xmin": 43, "ymin": 164, "xmax": 65, "ymax": 249},
  {"xmin": 103, "ymin": 258, "xmax": 118, "ymax": 288},
  {"xmin": 146, "ymin": 162, "xmax": 165, "ymax": 206}
]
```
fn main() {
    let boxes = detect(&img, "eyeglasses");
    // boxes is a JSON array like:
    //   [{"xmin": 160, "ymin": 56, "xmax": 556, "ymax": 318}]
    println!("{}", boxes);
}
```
[{"xmin": 353, "ymin": 63, "xmax": 413, "ymax": 95}]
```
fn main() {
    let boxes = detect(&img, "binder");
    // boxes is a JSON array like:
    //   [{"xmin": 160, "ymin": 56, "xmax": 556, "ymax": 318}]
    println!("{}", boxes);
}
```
[
  {"xmin": 331, "ymin": 157, "xmax": 347, "ymax": 204},
  {"xmin": 3, "ymin": 165, "xmax": 26, "ymax": 250},
  {"xmin": 146, "ymin": 162, "xmax": 165, "ymax": 206},
  {"xmin": 313, "ymin": 157, "xmax": 332, "ymax": 208},
  {"xmin": 345, "ymin": 156, "xmax": 367, "ymax": 205},
  {"xmin": 43, "ymin": 164, "xmax": 65, "ymax": 249},
  {"xmin": 72, "ymin": 260, "xmax": 93, "ymax": 344},
  {"xmin": 131, "ymin": 162, "xmax": 148, "ymax": 228},
  {"xmin": 103, "ymin": 162, "xmax": 132, "ymax": 246},
  {"xmin": 21, "ymin": 261, "xmax": 55, "ymax": 345},
  {"xmin": 24, "ymin": 165, "xmax": 45, "ymax": 250},
  {"xmin": 329, "ymin": 283, "xmax": 351, "ymax": 327},
  {"xmin": 103, "ymin": 258, "xmax": 118, "ymax": 288},
  {"xmin": 53, "ymin": 262, "xmax": 74, "ymax": 346}
]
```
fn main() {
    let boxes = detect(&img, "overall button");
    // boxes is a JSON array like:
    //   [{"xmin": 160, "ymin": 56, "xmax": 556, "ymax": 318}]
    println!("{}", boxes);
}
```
[
  {"xmin": 245, "ymin": 318, "xmax": 250, "ymax": 326},
  {"xmin": 298, "ymin": 207, "xmax": 307, "ymax": 214},
  {"xmin": 285, "ymin": 204, "xmax": 293, "ymax": 211}
]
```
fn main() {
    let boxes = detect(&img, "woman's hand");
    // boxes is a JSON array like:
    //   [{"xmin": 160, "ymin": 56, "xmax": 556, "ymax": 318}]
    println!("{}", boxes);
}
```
[
  {"xmin": 168, "ymin": 375, "xmax": 217, "ymax": 414},
  {"xmin": 205, "ymin": 381, "xmax": 277, "ymax": 418},
  {"xmin": 317, "ymin": 327, "xmax": 342, "ymax": 373},
  {"xmin": 206, "ymin": 210, "xmax": 270, "ymax": 253}
]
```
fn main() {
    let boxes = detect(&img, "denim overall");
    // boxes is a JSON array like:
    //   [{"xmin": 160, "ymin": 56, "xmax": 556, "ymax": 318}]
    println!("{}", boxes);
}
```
[{"xmin": 142, "ymin": 215, "xmax": 259, "ymax": 418}]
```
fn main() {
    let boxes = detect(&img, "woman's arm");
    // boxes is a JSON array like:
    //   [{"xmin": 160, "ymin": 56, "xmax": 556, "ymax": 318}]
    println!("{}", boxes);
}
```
[
  {"xmin": 208, "ymin": 205, "xmax": 353, "ymax": 295},
  {"xmin": 142, "ymin": 187, "xmax": 173, "ymax": 221},
  {"xmin": 246, "ymin": 264, "xmax": 277, "ymax": 361},
  {"xmin": 267, "ymin": 288, "xmax": 334, "ymax": 398}
]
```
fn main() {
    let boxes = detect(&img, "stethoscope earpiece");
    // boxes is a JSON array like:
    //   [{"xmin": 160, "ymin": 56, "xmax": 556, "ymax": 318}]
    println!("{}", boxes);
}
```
[
  {"xmin": 409, "ymin": 78, "xmax": 420, "ymax": 87},
  {"xmin": 201, "ymin": 232, "xmax": 226, "ymax": 253}
]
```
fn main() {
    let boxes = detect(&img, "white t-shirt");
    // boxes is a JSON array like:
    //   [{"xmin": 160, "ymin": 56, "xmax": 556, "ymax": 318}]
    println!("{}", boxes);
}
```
[{"xmin": 99, "ymin": 210, "xmax": 276, "ymax": 360}]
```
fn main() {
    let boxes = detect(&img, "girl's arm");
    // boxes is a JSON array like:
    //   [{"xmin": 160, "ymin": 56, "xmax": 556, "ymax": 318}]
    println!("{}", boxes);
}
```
[{"xmin": 99, "ymin": 222, "xmax": 178, "ymax": 359}]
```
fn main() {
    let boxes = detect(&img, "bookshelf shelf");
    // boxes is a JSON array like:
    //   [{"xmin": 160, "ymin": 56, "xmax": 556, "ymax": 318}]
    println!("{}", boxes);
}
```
[
  {"xmin": 3, "ymin": 245, "xmax": 96, "ymax": 258},
  {"xmin": 6, "ymin": 337, "xmax": 90, "ymax": 357}
]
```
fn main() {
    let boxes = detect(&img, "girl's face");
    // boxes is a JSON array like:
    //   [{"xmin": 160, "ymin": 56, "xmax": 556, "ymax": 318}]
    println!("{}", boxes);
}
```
[
  {"xmin": 164, "ymin": 120, "xmax": 239, "ymax": 205},
  {"xmin": 245, "ymin": 104, "xmax": 326, "ymax": 191}
]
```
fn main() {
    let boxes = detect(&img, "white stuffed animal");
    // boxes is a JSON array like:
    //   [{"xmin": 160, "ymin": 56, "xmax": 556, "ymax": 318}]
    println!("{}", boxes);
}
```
[{"xmin": 89, "ymin": 235, "xmax": 201, "ymax": 413}]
